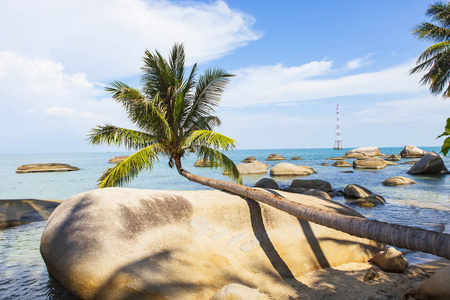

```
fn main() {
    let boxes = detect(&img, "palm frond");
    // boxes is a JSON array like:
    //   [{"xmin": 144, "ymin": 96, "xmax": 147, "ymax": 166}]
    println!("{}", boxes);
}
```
[
  {"xmin": 184, "ymin": 130, "xmax": 237, "ymax": 151},
  {"xmin": 97, "ymin": 143, "xmax": 165, "ymax": 188},
  {"xmin": 196, "ymin": 146, "xmax": 242, "ymax": 184},
  {"xmin": 413, "ymin": 22, "xmax": 450, "ymax": 42},
  {"xmin": 182, "ymin": 68, "xmax": 234, "ymax": 130},
  {"xmin": 88, "ymin": 125, "xmax": 155, "ymax": 150},
  {"xmin": 426, "ymin": 1, "xmax": 450, "ymax": 28}
]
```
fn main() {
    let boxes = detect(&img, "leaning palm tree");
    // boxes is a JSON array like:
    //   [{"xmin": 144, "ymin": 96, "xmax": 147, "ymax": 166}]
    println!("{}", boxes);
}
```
[
  {"xmin": 410, "ymin": 1, "xmax": 450, "ymax": 155},
  {"xmin": 90, "ymin": 44, "xmax": 450, "ymax": 259}
]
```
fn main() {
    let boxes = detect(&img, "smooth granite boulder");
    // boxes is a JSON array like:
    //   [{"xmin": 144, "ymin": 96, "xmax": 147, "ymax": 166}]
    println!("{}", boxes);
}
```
[
  {"xmin": 108, "ymin": 156, "xmax": 129, "ymax": 164},
  {"xmin": 254, "ymin": 178, "xmax": 279, "ymax": 190},
  {"xmin": 407, "ymin": 152, "xmax": 450, "ymax": 175},
  {"xmin": 385, "ymin": 154, "xmax": 401, "ymax": 161},
  {"xmin": 344, "ymin": 147, "xmax": 380, "ymax": 158},
  {"xmin": 327, "ymin": 157, "xmax": 346, "ymax": 160},
  {"xmin": 241, "ymin": 156, "xmax": 256, "ymax": 163},
  {"xmin": 40, "ymin": 188, "xmax": 384, "ymax": 299},
  {"xmin": 265, "ymin": 154, "xmax": 285, "ymax": 161},
  {"xmin": 194, "ymin": 159, "xmax": 218, "ymax": 167},
  {"xmin": 411, "ymin": 265, "xmax": 450, "ymax": 300},
  {"xmin": 353, "ymin": 158, "xmax": 386, "ymax": 169},
  {"xmin": 348, "ymin": 195, "xmax": 386, "ymax": 207},
  {"xmin": 400, "ymin": 145, "xmax": 427, "ymax": 158},
  {"xmin": 270, "ymin": 163, "xmax": 316, "ymax": 176},
  {"xmin": 321, "ymin": 163, "xmax": 330, "ymax": 166},
  {"xmin": 229, "ymin": 161, "xmax": 269, "ymax": 175},
  {"xmin": 16, "ymin": 163, "xmax": 79, "ymax": 173},
  {"xmin": 382, "ymin": 176, "xmax": 417, "ymax": 186},
  {"xmin": 344, "ymin": 184, "xmax": 373, "ymax": 199},
  {"xmin": 281, "ymin": 187, "xmax": 331, "ymax": 199},
  {"xmin": 369, "ymin": 247, "xmax": 409, "ymax": 273},
  {"xmin": 291, "ymin": 157, "xmax": 303, "ymax": 160},
  {"xmin": 290, "ymin": 179, "xmax": 332, "ymax": 193},
  {"xmin": 332, "ymin": 161, "xmax": 352, "ymax": 168}
]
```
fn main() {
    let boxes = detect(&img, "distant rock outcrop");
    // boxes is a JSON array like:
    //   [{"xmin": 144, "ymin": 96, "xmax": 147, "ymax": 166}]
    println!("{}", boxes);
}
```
[
  {"xmin": 108, "ymin": 156, "xmax": 129, "ymax": 164},
  {"xmin": 241, "ymin": 156, "xmax": 256, "ymax": 163},
  {"xmin": 265, "ymin": 154, "xmax": 285, "ymax": 161},
  {"xmin": 327, "ymin": 157, "xmax": 346, "ymax": 160},
  {"xmin": 407, "ymin": 152, "xmax": 450, "ymax": 175},
  {"xmin": 385, "ymin": 154, "xmax": 401, "ymax": 161},
  {"xmin": 291, "ymin": 157, "xmax": 303, "ymax": 160},
  {"xmin": 40, "ymin": 188, "xmax": 383, "ymax": 299},
  {"xmin": 16, "ymin": 163, "xmax": 79, "ymax": 173},
  {"xmin": 332, "ymin": 161, "xmax": 352, "ymax": 167},
  {"xmin": 194, "ymin": 159, "xmax": 218, "ymax": 167},
  {"xmin": 270, "ymin": 163, "xmax": 316, "ymax": 176},
  {"xmin": 344, "ymin": 147, "xmax": 380, "ymax": 158},
  {"xmin": 400, "ymin": 145, "xmax": 427, "ymax": 158}
]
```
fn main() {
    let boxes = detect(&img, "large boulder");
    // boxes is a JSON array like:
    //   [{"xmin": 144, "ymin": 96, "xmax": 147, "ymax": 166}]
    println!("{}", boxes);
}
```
[
  {"xmin": 108, "ymin": 156, "xmax": 129, "ymax": 164},
  {"xmin": 400, "ymin": 145, "xmax": 427, "ymax": 158},
  {"xmin": 241, "ymin": 156, "xmax": 256, "ymax": 163},
  {"xmin": 407, "ymin": 152, "xmax": 450, "ymax": 175},
  {"xmin": 254, "ymin": 178, "xmax": 279, "ymax": 190},
  {"xmin": 344, "ymin": 147, "xmax": 380, "ymax": 158},
  {"xmin": 265, "ymin": 154, "xmax": 285, "ymax": 161},
  {"xmin": 409, "ymin": 265, "xmax": 450, "ymax": 300},
  {"xmin": 270, "ymin": 163, "xmax": 316, "ymax": 176},
  {"xmin": 353, "ymin": 158, "xmax": 386, "ymax": 169},
  {"xmin": 348, "ymin": 195, "xmax": 386, "ymax": 207},
  {"xmin": 290, "ymin": 179, "xmax": 332, "ymax": 193},
  {"xmin": 16, "ymin": 163, "xmax": 79, "ymax": 173},
  {"xmin": 40, "ymin": 188, "xmax": 384, "ymax": 299},
  {"xmin": 229, "ymin": 161, "xmax": 269, "ymax": 175},
  {"xmin": 210, "ymin": 284, "xmax": 269, "ymax": 300},
  {"xmin": 382, "ymin": 176, "xmax": 417, "ymax": 186}
]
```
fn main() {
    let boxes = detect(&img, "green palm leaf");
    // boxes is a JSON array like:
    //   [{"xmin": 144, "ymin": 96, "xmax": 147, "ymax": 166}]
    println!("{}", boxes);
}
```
[
  {"xmin": 184, "ymin": 130, "xmax": 237, "ymax": 151},
  {"xmin": 196, "ymin": 146, "xmax": 242, "ymax": 184},
  {"xmin": 98, "ymin": 144, "xmax": 164, "ymax": 188},
  {"xmin": 88, "ymin": 125, "xmax": 155, "ymax": 150}
]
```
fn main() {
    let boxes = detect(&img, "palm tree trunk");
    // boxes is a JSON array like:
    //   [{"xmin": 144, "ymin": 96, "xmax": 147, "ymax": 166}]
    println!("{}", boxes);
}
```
[{"xmin": 176, "ymin": 165, "xmax": 450, "ymax": 259}]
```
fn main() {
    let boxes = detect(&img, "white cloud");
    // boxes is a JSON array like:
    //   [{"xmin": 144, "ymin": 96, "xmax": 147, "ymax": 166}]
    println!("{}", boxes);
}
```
[
  {"xmin": 222, "ymin": 59, "xmax": 426, "ymax": 107},
  {"xmin": 0, "ymin": 0, "xmax": 260, "ymax": 80},
  {"xmin": 0, "ymin": 52, "xmax": 130, "ymax": 153},
  {"xmin": 344, "ymin": 53, "xmax": 374, "ymax": 70}
]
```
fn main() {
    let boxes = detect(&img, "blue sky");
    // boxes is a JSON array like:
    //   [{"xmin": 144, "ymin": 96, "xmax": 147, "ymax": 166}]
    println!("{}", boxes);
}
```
[{"xmin": 0, "ymin": 0, "xmax": 448, "ymax": 154}]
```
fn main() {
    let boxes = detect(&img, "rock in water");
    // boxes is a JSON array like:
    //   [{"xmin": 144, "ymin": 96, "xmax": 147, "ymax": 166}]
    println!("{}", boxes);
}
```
[
  {"xmin": 407, "ymin": 152, "xmax": 450, "ymax": 175},
  {"xmin": 254, "ymin": 178, "xmax": 279, "ymax": 190},
  {"xmin": 344, "ymin": 147, "xmax": 380, "ymax": 158},
  {"xmin": 226, "ymin": 161, "xmax": 269, "ymax": 175},
  {"xmin": 194, "ymin": 158, "xmax": 218, "ymax": 167},
  {"xmin": 265, "ymin": 154, "xmax": 285, "ymax": 161},
  {"xmin": 241, "ymin": 156, "xmax": 256, "ymax": 163},
  {"xmin": 290, "ymin": 179, "xmax": 332, "ymax": 192},
  {"xmin": 385, "ymin": 154, "xmax": 401, "ymax": 161},
  {"xmin": 332, "ymin": 161, "xmax": 352, "ymax": 167},
  {"xmin": 382, "ymin": 176, "xmax": 417, "ymax": 186},
  {"xmin": 353, "ymin": 158, "xmax": 386, "ymax": 170},
  {"xmin": 270, "ymin": 163, "xmax": 316, "ymax": 176},
  {"xmin": 40, "ymin": 188, "xmax": 384, "ymax": 299},
  {"xmin": 400, "ymin": 145, "xmax": 427, "ymax": 158},
  {"xmin": 16, "ymin": 163, "xmax": 79, "ymax": 173},
  {"xmin": 108, "ymin": 156, "xmax": 129, "ymax": 164},
  {"xmin": 344, "ymin": 184, "xmax": 373, "ymax": 198}
]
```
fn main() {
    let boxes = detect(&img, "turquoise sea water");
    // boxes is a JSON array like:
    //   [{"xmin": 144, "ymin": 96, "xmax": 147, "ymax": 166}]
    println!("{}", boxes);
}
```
[{"xmin": 1, "ymin": 147, "xmax": 449, "ymax": 299}]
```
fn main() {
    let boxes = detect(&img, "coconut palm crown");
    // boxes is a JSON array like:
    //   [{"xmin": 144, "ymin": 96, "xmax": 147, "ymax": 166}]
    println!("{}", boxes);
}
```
[
  {"xmin": 410, "ymin": 1, "xmax": 450, "ymax": 97},
  {"xmin": 88, "ymin": 43, "xmax": 241, "ymax": 187}
]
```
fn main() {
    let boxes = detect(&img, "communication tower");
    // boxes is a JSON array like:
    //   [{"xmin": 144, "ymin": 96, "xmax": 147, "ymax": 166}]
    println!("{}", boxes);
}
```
[{"xmin": 333, "ymin": 104, "xmax": 343, "ymax": 150}]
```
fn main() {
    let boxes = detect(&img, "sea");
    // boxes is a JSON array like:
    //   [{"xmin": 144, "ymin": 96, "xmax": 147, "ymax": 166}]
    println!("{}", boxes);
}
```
[{"xmin": 1, "ymin": 147, "xmax": 449, "ymax": 299}]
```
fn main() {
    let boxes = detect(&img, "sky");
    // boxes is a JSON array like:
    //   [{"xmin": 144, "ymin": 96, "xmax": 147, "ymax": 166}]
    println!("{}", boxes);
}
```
[{"xmin": 0, "ymin": 0, "xmax": 449, "ymax": 154}]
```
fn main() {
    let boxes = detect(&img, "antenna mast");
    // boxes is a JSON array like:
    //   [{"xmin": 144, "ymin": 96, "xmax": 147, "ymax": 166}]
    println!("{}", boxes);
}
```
[{"xmin": 334, "ymin": 104, "xmax": 343, "ymax": 150}]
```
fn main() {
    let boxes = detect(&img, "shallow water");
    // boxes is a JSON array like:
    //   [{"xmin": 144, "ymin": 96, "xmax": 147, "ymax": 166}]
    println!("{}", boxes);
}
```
[{"xmin": 0, "ymin": 147, "xmax": 449, "ymax": 298}]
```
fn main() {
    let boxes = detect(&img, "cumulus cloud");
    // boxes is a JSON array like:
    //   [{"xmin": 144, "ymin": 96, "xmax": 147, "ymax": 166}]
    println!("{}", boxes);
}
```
[
  {"xmin": 0, "ymin": 52, "xmax": 130, "ymax": 153},
  {"xmin": 222, "ymin": 59, "xmax": 426, "ymax": 107},
  {"xmin": 0, "ymin": 0, "xmax": 261, "ymax": 80}
]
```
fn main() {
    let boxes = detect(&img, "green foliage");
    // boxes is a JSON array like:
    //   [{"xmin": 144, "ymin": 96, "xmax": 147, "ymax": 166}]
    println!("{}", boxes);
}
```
[
  {"xmin": 88, "ymin": 43, "xmax": 240, "ymax": 187},
  {"xmin": 411, "ymin": 1, "xmax": 450, "ymax": 97},
  {"xmin": 437, "ymin": 118, "xmax": 450, "ymax": 155}
]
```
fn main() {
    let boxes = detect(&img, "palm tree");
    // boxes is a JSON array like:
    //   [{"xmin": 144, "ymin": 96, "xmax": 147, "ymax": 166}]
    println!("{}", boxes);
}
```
[
  {"xmin": 411, "ymin": 1, "xmax": 450, "ymax": 155},
  {"xmin": 89, "ymin": 44, "xmax": 450, "ymax": 259}
]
